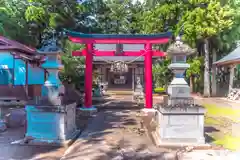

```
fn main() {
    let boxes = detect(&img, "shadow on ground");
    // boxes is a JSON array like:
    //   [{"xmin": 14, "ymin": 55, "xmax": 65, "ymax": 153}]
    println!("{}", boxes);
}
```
[
  {"xmin": 0, "ymin": 105, "xmax": 92, "ymax": 160},
  {"xmin": 62, "ymin": 98, "xmax": 175, "ymax": 160}
]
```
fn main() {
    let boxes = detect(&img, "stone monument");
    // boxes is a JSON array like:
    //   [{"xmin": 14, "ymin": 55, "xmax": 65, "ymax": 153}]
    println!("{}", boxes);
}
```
[
  {"xmin": 154, "ymin": 36, "xmax": 206, "ymax": 146},
  {"xmin": 133, "ymin": 76, "xmax": 144, "ymax": 102},
  {"xmin": 21, "ymin": 39, "xmax": 80, "ymax": 146}
]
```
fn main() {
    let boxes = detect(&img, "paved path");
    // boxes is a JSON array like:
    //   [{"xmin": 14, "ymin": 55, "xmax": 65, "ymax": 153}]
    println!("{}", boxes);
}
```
[
  {"xmin": 0, "ymin": 127, "xmax": 66, "ymax": 160},
  {"xmin": 61, "ymin": 110, "xmax": 175, "ymax": 160}
]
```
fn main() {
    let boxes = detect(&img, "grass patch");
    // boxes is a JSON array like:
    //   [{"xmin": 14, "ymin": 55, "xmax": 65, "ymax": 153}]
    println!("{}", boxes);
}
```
[
  {"xmin": 203, "ymin": 104, "xmax": 240, "ymax": 122},
  {"xmin": 204, "ymin": 103, "xmax": 240, "ymax": 150},
  {"xmin": 154, "ymin": 87, "xmax": 165, "ymax": 93},
  {"xmin": 205, "ymin": 117, "xmax": 222, "ymax": 126},
  {"xmin": 212, "ymin": 133, "xmax": 240, "ymax": 151}
]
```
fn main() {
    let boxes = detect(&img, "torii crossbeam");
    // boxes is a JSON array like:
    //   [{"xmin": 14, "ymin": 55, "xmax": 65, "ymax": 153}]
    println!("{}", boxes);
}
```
[{"xmin": 66, "ymin": 30, "xmax": 172, "ymax": 109}]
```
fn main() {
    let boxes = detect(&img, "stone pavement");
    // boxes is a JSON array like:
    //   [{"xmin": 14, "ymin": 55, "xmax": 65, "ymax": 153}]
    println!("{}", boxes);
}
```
[
  {"xmin": 180, "ymin": 150, "xmax": 240, "ymax": 160},
  {"xmin": 0, "ymin": 127, "xmax": 66, "ymax": 160},
  {"xmin": 61, "ymin": 110, "xmax": 176, "ymax": 160},
  {"xmin": 61, "ymin": 108, "xmax": 240, "ymax": 160}
]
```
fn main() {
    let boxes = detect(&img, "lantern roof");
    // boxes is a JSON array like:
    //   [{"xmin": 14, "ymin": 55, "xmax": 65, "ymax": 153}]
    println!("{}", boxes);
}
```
[
  {"xmin": 37, "ymin": 38, "xmax": 62, "ymax": 54},
  {"xmin": 167, "ymin": 36, "xmax": 195, "ymax": 56}
]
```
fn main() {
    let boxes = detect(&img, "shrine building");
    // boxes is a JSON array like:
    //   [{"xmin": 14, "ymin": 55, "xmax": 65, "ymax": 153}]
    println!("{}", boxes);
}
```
[{"xmin": 92, "ymin": 44, "xmax": 163, "ymax": 91}]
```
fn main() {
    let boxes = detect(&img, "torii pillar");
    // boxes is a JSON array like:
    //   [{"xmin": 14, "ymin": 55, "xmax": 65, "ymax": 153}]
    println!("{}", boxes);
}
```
[
  {"xmin": 82, "ymin": 43, "xmax": 96, "ymax": 111},
  {"xmin": 144, "ymin": 43, "xmax": 153, "ymax": 109}
]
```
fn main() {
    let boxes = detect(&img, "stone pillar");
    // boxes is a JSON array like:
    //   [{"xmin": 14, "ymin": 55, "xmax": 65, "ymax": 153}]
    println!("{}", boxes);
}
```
[
  {"xmin": 212, "ymin": 65, "xmax": 217, "ymax": 96},
  {"xmin": 211, "ymin": 50, "xmax": 217, "ymax": 96},
  {"xmin": 84, "ymin": 44, "xmax": 93, "ymax": 108},
  {"xmin": 144, "ymin": 43, "xmax": 153, "ymax": 109},
  {"xmin": 229, "ymin": 64, "xmax": 235, "ymax": 92}
]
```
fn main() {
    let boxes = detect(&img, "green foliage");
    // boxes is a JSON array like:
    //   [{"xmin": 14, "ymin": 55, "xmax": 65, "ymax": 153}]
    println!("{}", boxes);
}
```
[
  {"xmin": 154, "ymin": 87, "xmax": 166, "ymax": 93},
  {"xmin": 186, "ymin": 56, "xmax": 204, "ymax": 78},
  {"xmin": 25, "ymin": 6, "xmax": 47, "ymax": 23},
  {"xmin": 59, "ymin": 40, "xmax": 85, "ymax": 87},
  {"xmin": 217, "ymin": 0, "xmax": 240, "ymax": 53},
  {"xmin": 152, "ymin": 58, "xmax": 173, "ymax": 88},
  {"xmin": 0, "ymin": 0, "xmax": 35, "ymax": 45},
  {"xmin": 178, "ymin": 1, "xmax": 234, "ymax": 46}
]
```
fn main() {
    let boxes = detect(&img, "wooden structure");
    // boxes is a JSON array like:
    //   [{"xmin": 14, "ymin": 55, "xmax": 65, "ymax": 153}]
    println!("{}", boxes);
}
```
[
  {"xmin": 0, "ymin": 36, "xmax": 45, "ymax": 101},
  {"xmin": 66, "ymin": 30, "xmax": 172, "ymax": 109},
  {"xmin": 214, "ymin": 46, "xmax": 240, "ymax": 99}
]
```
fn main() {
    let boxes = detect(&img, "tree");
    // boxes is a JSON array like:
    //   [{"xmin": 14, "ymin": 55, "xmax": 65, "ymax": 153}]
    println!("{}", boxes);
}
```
[
  {"xmin": 24, "ymin": 0, "xmax": 85, "ymax": 46},
  {"xmin": 217, "ymin": 0, "xmax": 240, "ymax": 55},
  {"xmin": 177, "ymin": 1, "xmax": 234, "ymax": 97},
  {"xmin": 0, "ymin": 0, "xmax": 34, "ymax": 45}
]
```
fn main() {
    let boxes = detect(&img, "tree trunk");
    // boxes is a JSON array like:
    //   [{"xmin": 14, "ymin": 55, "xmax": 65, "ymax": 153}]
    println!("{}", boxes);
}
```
[
  {"xmin": 190, "ymin": 76, "xmax": 194, "ymax": 93},
  {"xmin": 203, "ymin": 38, "xmax": 210, "ymax": 97}
]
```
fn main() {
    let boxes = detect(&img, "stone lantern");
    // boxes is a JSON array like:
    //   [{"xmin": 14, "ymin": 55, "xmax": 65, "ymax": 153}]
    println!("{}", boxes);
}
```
[
  {"xmin": 153, "ymin": 36, "xmax": 206, "ymax": 146},
  {"xmin": 23, "ymin": 39, "xmax": 80, "ymax": 146}
]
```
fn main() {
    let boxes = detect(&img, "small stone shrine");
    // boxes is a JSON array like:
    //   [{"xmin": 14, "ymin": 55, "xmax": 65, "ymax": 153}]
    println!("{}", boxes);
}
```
[
  {"xmin": 133, "ymin": 76, "xmax": 144, "ymax": 102},
  {"xmin": 23, "ymin": 39, "xmax": 80, "ymax": 146},
  {"xmin": 154, "ymin": 36, "xmax": 206, "ymax": 146}
]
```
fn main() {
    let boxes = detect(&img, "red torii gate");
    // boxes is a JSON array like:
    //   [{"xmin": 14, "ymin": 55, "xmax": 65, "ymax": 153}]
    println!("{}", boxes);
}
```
[{"xmin": 66, "ymin": 30, "xmax": 172, "ymax": 109}]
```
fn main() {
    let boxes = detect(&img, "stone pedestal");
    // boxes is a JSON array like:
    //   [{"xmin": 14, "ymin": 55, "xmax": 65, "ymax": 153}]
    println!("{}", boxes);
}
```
[
  {"xmin": 154, "ymin": 106, "xmax": 205, "ymax": 146},
  {"xmin": 24, "ymin": 103, "xmax": 79, "ymax": 146}
]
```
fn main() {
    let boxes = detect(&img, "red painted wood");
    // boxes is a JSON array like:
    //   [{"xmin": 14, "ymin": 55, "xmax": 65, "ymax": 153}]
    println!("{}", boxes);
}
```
[
  {"xmin": 69, "ymin": 36, "xmax": 170, "ymax": 44},
  {"xmin": 144, "ymin": 43, "xmax": 153, "ymax": 109},
  {"xmin": 84, "ymin": 44, "xmax": 93, "ymax": 108},
  {"xmin": 72, "ymin": 49, "xmax": 165, "ymax": 57}
]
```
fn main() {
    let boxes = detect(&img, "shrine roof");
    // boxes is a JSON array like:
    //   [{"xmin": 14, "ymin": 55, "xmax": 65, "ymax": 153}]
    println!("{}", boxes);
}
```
[
  {"xmin": 0, "ymin": 36, "xmax": 45, "ymax": 62},
  {"xmin": 65, "ymin": 30, "xmax": 172, "ymax": 44},
  {"xmin": 0, "ymin": 36, "xmax": 36, "ymax": 55},
  {"xmin": 214, "ymin": 46, "xmax": 240, "ymax": 65}
]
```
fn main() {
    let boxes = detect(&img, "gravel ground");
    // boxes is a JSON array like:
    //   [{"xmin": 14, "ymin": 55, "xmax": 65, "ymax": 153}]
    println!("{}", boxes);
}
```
[{"xmin": 0, "ymin": 105, "xmax": 91, "ymax": 160}]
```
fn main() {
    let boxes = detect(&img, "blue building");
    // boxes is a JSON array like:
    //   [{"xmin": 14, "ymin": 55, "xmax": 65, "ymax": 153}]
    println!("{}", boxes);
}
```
[{"xmin": 0, "ymin": 36, "xmax": 45, "ymax": 101}]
